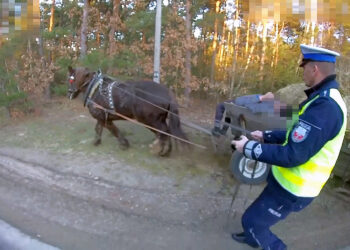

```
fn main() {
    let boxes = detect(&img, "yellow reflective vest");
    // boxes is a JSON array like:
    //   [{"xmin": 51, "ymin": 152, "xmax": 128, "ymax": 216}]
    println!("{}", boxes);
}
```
[{"xmin": 272, "ymin": 89, "xmax": 347, "ymax": 197}]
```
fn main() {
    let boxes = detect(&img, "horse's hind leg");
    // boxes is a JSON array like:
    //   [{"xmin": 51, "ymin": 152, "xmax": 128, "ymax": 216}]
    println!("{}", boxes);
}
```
[
  {"xmin": 93, "ymin": 120, "xmax": 103, "ymax": 146},
  {"xmin": 105, "ymin": 121, "xmax": 130, "ymax": 150},
  {"xmin": 149, "ymin": 121, "xmax": 172, "ymax": 156},
  {"xmin": 159, "ymin": 136, "xmax": 172, "ymax": 157}
]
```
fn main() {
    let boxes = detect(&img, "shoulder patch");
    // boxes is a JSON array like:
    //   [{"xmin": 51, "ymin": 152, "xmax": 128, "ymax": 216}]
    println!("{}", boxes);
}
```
[
  {"xmin": 253, "ymin": 144, "xmax": 263, "ymax": 158},
  {"xmin": 291, "ymin": 121, "xmax": 311, "ymax": 143}
]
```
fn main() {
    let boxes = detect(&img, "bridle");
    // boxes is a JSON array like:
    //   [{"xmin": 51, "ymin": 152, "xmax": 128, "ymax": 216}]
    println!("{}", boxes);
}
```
[{"xmin": 68, "ymin": 72, "xmax": 95, "ymax": 99}]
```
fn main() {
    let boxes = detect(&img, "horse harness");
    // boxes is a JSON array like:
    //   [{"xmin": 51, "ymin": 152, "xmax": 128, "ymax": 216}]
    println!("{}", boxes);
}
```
[{"xmin": 84, "ymin": 73, "xmax": 114, "ymax": 109}]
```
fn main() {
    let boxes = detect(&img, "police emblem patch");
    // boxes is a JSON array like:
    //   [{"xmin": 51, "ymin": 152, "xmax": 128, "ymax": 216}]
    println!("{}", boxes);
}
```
[
  {"xmin": 253, "ymin": 144, "xmax": 262, "ymax": 158},
  {"xmin": 291, "ymin": 121, "xmax": 311, "ymax": 143}
]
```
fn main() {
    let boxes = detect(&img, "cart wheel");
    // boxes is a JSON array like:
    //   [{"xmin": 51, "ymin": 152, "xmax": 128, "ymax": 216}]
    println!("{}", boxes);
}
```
[{"xmin": 230, "ymin": 151, "xmax": 270, "ymax": 185}]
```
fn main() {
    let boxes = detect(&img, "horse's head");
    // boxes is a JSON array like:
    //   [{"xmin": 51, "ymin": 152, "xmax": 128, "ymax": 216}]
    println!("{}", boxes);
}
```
[{"xmin": 67, "ymin": 66, "xmax": 94, "ymax": 99}]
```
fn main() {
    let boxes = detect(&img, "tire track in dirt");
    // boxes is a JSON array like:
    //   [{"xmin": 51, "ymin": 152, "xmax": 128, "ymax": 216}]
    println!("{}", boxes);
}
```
[{"xmin": 0, "ymin": 150, "xmax": 254, "ymax": 230}]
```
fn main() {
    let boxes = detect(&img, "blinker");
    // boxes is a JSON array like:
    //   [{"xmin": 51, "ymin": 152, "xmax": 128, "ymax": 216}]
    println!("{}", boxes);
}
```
[{"xmin": 69, "ymin": 76, "xmax": 74, "ymax": 84}]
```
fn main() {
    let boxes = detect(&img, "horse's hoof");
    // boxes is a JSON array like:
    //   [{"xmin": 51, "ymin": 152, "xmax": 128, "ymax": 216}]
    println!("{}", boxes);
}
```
[
  {"xmin": 159, "ymin": 142, "xmax": 172, "ymax": 157},
  {"xmin": 149, "ymin": 139, "xmax": 160, "ymax": 149},
  {"xmin": 159, "ymin": 149, "xmax": 171, "ymax": 157},
  {"xmin": 119, "ymin": 144, "xmax": 129, "ymax": 150},
  {"xmin": 119, "ymin": 139, "xmax": 129, "ymax": 150},
  {"xmin": 150, "ymin": 144, "xmax": 162, "ymax": 155},
  {"xmin": 93, "ymin": 139, "xmax": 101, "ymax": 146}
]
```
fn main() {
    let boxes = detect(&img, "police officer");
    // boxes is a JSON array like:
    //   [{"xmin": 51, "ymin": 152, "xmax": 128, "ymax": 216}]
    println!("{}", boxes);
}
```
[{"xmin": 231, "ymin": 44, "xmax": 347, "ymax": 250}]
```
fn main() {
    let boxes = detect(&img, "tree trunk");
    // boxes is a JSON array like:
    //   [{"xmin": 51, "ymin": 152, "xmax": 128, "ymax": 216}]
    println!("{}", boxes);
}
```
[
  {"xmin": 229, "ymin": 0, "xmax": 240, "ymax": 97},
  {"xmin": 275, "ymin": 22, "xmax": 284, "ymax": 68},
  {"xmin": 237, "ymin": 24, "xmax": 258, "ymax": 92},
  {"xmin": 108, "ymin": 0, "xmax": 121, "ymax": 55},
  {"xmin": 210, "ymin": 0, "xmax": 220, "ymax": 86},
  {"xmin": 153, "ymin": 0, "xmax": 162, "ymax": 83},
  {"xmin": 245, "ymin": 20, "xmax": 250, "ymax": 55},
  {"xmin": 80, "ymin": 0, "xmax": 89, "ymax": 58},
  {"xmin": 184, "ymin": 0, "xmax": 192, "ymax": 104},
  {"xmin": 258, "ymin": 21, "xmax": 267, "ymax": 86},
  {"xmin": 49, "ymin": 0, "xmax": 55, "ymax": 32},
  {"xmin": 96, "ymin": 8, "xmax": 101, "ymax": 47},
  {"xmin": 39, "ymin": 13, "xmax": 44, "ymax": 57},
  {"xmin": 310, "ymin": 21, "xmax": 316, "ymax": 45},
  {"xmin": 45, "ymin": 82, "xmax": 52, "ymax": 99}
]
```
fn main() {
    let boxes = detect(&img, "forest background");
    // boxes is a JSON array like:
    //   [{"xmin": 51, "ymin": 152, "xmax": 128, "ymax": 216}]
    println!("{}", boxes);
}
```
[{"xmin": 1, "ymin": 0, "xmax": 350, "ymax": 115}]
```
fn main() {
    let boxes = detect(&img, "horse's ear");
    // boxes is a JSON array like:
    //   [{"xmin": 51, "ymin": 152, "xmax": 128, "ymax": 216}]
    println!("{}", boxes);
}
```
[
  {"xmin": 68, "ymin": 66, "xmax": 74, "ymax": 74},
  {"xmin": 97, "ymin": 69, "xmax": 102, "ymax": 76}
]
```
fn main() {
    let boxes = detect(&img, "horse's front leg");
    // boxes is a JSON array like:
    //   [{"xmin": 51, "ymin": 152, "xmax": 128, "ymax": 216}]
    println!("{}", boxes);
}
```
[
  {"xmin": 105, "ymin": 121, "xmax": 129, "ymax": 150},
  {"xmin": 93, "ymin": 120, "xmax": 103, "ymax": 146}
]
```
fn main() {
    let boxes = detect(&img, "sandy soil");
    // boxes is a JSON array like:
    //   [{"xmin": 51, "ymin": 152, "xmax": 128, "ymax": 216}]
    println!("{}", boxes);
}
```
[{"xmin": 0, "ymin": 97, "xmax": 349, "ymax": 250}]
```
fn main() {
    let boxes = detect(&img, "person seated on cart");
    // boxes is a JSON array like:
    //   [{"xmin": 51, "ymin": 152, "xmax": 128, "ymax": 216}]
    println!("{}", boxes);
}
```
[{"xmin": 212, "ymin": 92, "xmax": 275, "ymax": 136}]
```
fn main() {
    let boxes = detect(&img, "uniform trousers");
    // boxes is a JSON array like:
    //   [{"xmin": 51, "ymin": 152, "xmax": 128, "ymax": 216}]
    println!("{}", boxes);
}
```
[{"xmin": 241, "ymin": 172, "xmax": 313, "ymax": 250}]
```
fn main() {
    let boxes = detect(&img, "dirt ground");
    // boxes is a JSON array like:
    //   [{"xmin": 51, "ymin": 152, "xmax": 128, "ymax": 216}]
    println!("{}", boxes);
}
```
[{"xmin": 0, "ymin": 96, "xmax": 350, "ymax": 250}]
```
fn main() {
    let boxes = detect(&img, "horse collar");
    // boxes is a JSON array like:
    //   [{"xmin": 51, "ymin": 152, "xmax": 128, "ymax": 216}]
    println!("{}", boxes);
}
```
[{"xmin": 84, "ymin": 73, "xmax": 103, "ymax": 107}]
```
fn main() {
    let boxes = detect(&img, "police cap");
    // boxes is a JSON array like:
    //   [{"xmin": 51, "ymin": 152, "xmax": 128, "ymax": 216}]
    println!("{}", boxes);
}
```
[{"xmin": 299, "ymin": 44, "xmax": 340, "ymax": 67}]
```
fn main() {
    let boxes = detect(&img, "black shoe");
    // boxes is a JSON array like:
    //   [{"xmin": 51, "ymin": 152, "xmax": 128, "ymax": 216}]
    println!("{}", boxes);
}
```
[
  {"xmin": 231, "ymin": 232, "xmax": 246, "ymax": 244},
  {"xmin": 232, "ymin": 232, "xmax": 259, "ymax": 248},
  {"xmin": 211, "ymin": 127, "xmax": 222, "ymax": 137},
  {"xmin": 221, "ymin": 124, "xmax": 229, "ymax": 135}
]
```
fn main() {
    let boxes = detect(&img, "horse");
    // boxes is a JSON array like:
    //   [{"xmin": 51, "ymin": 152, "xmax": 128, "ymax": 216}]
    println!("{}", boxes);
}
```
[{"xmin": 67, "ymin": 66, "xmax": 188, "ymax": 156}]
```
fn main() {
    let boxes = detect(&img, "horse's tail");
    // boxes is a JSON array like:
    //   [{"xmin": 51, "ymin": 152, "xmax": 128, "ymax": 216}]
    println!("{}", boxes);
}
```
[{"xmin": 168, "ymin": 102, "xmax": 188, "ymax": 143}]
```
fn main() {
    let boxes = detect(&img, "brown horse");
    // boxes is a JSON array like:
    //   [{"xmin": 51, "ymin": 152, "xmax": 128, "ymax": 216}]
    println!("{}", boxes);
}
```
[{"xmin": 67, "ymin": 66, "xmax": 188, "ymax": 156}]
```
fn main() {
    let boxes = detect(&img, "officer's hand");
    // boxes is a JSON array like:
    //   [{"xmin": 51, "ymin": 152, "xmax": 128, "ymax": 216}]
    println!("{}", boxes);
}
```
[
  {"xmin": 251, "ymin": 130, "xmax": 263, "ymax": 142},
  {"xmin": 231, "ymin": 135, "xmax": 248, "ymax": 153}
]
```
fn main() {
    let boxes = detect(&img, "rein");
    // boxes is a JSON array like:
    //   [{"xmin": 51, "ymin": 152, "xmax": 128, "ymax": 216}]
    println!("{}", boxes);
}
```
[
  {"xmin": 81, "ymin": 74, "xmax": 212, "ymax": 137},
  {"xmin": 111, "ymin": 84, "xmax": 249, "ymax": 136},
  {"xmin": 87, "ymin": 99, "xmax": 207, "ymax": 149}
]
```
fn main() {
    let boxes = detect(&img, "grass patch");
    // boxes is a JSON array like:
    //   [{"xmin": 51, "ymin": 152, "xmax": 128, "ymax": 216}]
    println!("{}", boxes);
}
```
[{"xmin": 0, "ymin": 103, "xmax": 235, "ymax": 193}]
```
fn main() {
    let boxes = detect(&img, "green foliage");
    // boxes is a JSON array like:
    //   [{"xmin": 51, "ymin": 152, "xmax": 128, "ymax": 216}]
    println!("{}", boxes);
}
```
[
  {"xmin": 124, "ymin": 10, "xmax": 155, "ymax": 42},
  {"xmin": 51, "ymin": 83, "xmax": 68, "ymax": 97},
  {"xmin": 269, "ymin": 44, "xmax": 302, "ymax": 91},
  {"xmin": 30, "ymin": 0, "xmax": 350, "ymax": 102},
  {"xmin": 55, "ymin": 57, "xmax": 74, "ymax": 84},
  {"xmin": 0, "ymin": 36, "xmax": 27, "ymax": 108},
  {"xmin": 112, "ymin": 50, "xmax": 137, "ymax": 70},
  {"xmin": 79, "ymin": 50, "xmax": 112, "ymax": 72},
  {"xmin": 43, "ymin": 27, "xmax": 71, "ymax": 40},
  {"xmin": 0, "ymin": 82, "xmax": 27, "ymax": 108},
  {"xmin": 56, "ymin": 57, "xmax": 74, "ymax": 71}
]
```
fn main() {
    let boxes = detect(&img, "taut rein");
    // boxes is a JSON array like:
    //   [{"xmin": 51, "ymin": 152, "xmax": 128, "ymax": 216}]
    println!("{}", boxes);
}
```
[{"xmin": 87, "ymin": 99, "xmax": 206, "ymax": 149}]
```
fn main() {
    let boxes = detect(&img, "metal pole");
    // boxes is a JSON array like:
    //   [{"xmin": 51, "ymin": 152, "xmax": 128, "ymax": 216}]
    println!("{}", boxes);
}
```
[{"xmin": 153, "ymin": 0, "xmax": 162, "ymax": 83}]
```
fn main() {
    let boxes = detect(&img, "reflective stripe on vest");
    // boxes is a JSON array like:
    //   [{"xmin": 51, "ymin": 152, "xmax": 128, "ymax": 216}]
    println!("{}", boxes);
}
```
[{"xmin": 272, "ymin": 89, "xmax": 347, "ymax": 197}]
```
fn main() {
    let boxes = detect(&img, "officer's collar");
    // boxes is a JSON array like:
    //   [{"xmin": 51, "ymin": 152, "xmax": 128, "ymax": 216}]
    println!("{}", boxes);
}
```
[{"xmin": 304, "ymin": 74, "xmax": 337, "ymax": 98}]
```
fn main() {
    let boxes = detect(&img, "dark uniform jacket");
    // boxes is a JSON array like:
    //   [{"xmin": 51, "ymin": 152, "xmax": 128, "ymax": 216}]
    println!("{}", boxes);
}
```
[{"xmin": 244, "ymin": 74, "xmax": 344, "ymax": 168}]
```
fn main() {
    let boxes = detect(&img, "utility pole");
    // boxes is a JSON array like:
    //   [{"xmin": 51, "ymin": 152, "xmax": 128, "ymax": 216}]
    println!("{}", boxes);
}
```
[{"xmin": 153, "ymin": 0, "xmax": 162, "ymax": 83}]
